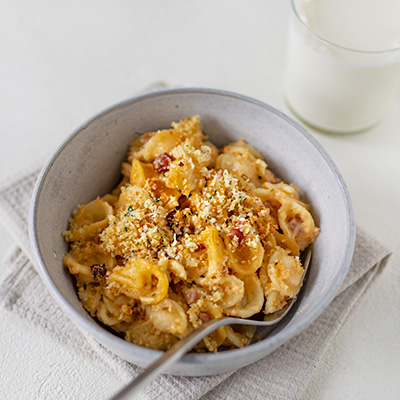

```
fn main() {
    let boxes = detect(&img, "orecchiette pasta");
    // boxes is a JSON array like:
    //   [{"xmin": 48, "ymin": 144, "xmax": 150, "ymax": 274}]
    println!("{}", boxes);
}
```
[
  {"xmin": 225, "ymin": 274, "xmax": 264, "ymax": 318},
  {"xmin": 62, "ymin": 115, "xmax": 319, "ymax": 352},
  {"xmin": 107, "ymin": 258, "xmax": 169, "ymax": 305},
  {"xmin": 215, "ymin": 275, "xmax": 245, "ymax": 309},
  {"xmin": 225, "ymin": 325, "xmax": 257, "ymax": 348},
  {"xmin": 148, "ymin": 298, "xmax": 188, "ymax": 337}
]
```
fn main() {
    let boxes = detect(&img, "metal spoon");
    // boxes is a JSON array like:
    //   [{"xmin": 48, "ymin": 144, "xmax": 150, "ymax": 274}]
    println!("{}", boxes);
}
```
[{"xmin": 111, "ymin": 249, "xmax": 312, "ymax": 400}]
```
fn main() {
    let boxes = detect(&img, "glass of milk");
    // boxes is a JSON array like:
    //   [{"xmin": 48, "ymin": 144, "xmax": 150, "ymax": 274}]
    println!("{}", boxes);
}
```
[{"xmin": 284, "ymin": 0, "xmax": 400, "ymax": 133}]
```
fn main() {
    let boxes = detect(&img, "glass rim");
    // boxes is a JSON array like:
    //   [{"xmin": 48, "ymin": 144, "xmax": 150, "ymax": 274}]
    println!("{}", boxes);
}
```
[{"xmin": 291, "ymin": 0, "xmax": 400, "ymax": 55}]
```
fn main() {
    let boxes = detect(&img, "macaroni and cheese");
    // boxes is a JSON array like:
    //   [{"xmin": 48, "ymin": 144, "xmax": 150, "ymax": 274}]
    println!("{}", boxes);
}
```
[{"xmin": 62, "ymin": 115, "xmax": 319, "ymax": 352}]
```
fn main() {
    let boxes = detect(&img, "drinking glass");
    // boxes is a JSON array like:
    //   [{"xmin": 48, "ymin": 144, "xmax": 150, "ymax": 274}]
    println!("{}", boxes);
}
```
[{"xmin": 284, "ymin": 0, "xmax": 400, "ymax": 133}]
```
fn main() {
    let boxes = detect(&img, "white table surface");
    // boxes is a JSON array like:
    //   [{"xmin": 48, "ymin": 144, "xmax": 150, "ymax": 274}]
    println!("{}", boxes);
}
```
[{"xmin": 1, "ymin": 1, "xmax": 399, "ymax": 399}]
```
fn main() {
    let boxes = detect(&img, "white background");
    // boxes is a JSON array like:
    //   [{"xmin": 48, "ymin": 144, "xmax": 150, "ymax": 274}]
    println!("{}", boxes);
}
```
[{"xmin": 1, "ymin": 1, "xmax": 399, "ymax": 399}]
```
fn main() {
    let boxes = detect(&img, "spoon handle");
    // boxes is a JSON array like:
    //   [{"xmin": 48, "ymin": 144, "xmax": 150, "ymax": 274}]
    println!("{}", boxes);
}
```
[
  {"xmin": 110, "ymin": 317, "xmax": 227, "ymax": 399},
  {"xmin": 110, "ymin": 314, "xmax": 285, "ymax": 400},
  {"xmin": 111, "ymin": 249, "xmax": 312, "ymax": 399}
]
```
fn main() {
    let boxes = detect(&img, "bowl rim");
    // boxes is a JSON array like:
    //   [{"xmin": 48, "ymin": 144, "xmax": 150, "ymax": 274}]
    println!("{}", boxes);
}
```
[{"xmin": 29, "ymin": 87, "xmax": 355, "ymax": 367}]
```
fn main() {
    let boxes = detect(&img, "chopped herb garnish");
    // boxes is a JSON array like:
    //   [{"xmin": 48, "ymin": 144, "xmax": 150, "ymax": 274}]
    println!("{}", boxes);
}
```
[
  {"xmin": 154, "ymin": 198, "xmax": 160, "ymax": 202},
  {"xmin": 83, "ymin": 282, "xmax": 87, "ymax": 290},
  {"xmin": 163, "ymin": 172, "xmax": 166, "ymax": 177},
  {"xmin": 239, "ymin": 195, "xmax": 243, "ymax": 203},
  {"xmin": 209, "ymin": 196, "xmax": 213, "ymax": 200},
  {"xmin": 214, "ymin": 189, "xmax": 217, "ymax": 194},
  {"xmin": 125, "ymin": 205, "xmax": 134, "ymax": 217},
  {"xmin": 124, "ymin": 226, "xmax": 128, "ymax": 232},
  {"xmin": 188, "ymin": 193, "xmax": 192, "ymax": 197}
]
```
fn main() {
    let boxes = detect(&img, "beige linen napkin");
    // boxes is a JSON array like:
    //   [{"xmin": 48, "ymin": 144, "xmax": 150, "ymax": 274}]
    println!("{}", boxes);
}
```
[{"xmin": 0, "ymin": 163, "xmax": 392, "ymax": 400}]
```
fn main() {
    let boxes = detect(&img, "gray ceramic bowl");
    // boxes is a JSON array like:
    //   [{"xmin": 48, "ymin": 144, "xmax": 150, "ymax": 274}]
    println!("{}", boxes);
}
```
[{"xmin": 29, "ymin": 88, "xmax": 355, "ymax": 376}]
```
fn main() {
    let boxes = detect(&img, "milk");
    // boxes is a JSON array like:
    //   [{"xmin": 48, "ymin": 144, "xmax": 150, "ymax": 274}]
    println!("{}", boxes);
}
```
[{"xmin": 284, "ymin": 0, "xmax": 400, "ymax": 133}]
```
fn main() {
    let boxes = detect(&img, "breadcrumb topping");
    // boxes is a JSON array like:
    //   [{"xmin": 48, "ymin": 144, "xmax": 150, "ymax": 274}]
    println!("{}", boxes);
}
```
[{"xmin": 62, "ymin": 115, "xmax": 320, "ymax": 352}]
